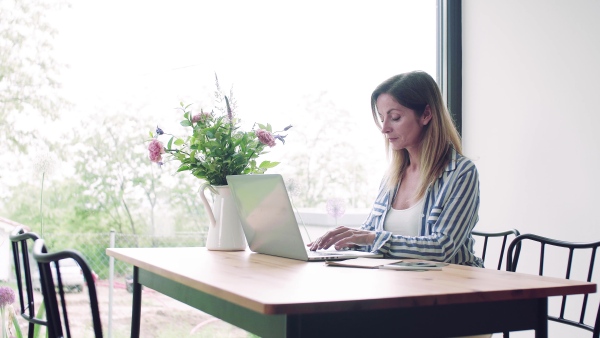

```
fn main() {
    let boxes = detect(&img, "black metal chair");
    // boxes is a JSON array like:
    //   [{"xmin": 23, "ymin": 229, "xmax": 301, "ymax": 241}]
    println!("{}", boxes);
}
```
[
  {"xmin": 32, "ymin": 238, "xmax": 103, "ymax": 338},
  {"xmin": 506, "ymin": 233, "xmax": 600, "ymax": 337},
  {"xmin": 9, "ymin": 227, "xmax": 48, "ymax": 337},
  {"xmin": 472, "ymin": 228, "xmax": 521, "ymax": 270}
]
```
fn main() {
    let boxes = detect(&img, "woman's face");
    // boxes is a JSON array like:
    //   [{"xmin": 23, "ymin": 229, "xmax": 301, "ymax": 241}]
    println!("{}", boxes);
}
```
[{"xmin": 376, "ymin": 93, "xmax": 431, "ymax": 152}]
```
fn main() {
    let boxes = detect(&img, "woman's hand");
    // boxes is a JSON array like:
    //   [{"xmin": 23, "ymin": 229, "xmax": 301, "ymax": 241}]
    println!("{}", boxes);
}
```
[{"xmin": 307, "ymin": 226, "xmax": 377, "ymax": 251}]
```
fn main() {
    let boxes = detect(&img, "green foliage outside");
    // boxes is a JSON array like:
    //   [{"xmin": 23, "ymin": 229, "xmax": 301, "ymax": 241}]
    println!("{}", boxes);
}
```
[
  {"xmin": 0, "ymin": 2, "xmax": 378, "ymax": 338},
  {"xmin": 0, "ymin": 0, "xmax": 371, "ymax": 254},
  {"xmin": 0, "ymin": 0, "xmax": 67, "ymax": 153}
]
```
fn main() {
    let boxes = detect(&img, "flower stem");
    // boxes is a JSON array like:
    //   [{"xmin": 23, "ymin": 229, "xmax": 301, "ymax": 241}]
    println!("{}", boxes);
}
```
[
  {"xmin": 9, "ymin": 305, "xmax": 23, "ymax": 338},
  {"xmin": 1, "ymin": 306, "xmax": 7, "ymax": 338}
]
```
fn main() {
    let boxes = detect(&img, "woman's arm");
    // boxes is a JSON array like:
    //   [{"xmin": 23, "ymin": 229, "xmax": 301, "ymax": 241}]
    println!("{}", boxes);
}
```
[
  {"xmin": 308, "ymin": 157, "xmax": 480, "ymax": 264},
  {"xmin": 307, "ymin": 182, "xmax": 389, "ymax": 251},
  {"xmin": 368, "ymin": 158, "xmax": 480, "ymax": 261}
]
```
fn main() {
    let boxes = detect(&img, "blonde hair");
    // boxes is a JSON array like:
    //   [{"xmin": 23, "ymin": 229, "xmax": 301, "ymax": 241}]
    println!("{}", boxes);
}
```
[{"xmin": 370, "ymin": 71, "xmax": 462, "ymax": 198}]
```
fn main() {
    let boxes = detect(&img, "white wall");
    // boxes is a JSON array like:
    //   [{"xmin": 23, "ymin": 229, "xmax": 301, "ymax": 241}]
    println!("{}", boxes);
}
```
[
  {"xmin": 463, "ymin": 0, "xmax": 600, "ymax": 240},
  {"xmin": 463, "ymin": 1, "xmax": 600, "ymax": 336}
]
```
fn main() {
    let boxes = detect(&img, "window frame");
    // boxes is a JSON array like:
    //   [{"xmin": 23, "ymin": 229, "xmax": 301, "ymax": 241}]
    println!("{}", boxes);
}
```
[{"xmin": 437, "ymin": 0, "xmax": 462, "ymax": 135}]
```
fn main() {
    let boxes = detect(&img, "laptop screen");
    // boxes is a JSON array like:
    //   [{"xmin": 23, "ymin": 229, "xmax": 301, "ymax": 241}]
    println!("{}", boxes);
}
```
[{"xmin": 226, "ymin": 174, "xmax": 310, "ymax": 260}]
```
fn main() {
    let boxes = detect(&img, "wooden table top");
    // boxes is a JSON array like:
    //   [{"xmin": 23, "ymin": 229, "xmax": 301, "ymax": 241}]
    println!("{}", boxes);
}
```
[{"xmin": 106, "ymin": 247, "xmax": 596, "ymax": 315}]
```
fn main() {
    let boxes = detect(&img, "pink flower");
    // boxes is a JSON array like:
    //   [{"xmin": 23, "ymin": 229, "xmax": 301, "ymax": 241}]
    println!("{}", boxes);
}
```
[
  {"xmin": 0, "ymin": 286, "xmax": 15, "ymax": 307},
  {"xmin": 148, "ymin": 139, "xmax": 165, "ymax": 163},
  {"xmin": 256, "ymin": 129, "xmax": 276, "ymax": 147},
  {"xmin": 192, "ymin": 111, "xmax": 211, "ymax": 123}
]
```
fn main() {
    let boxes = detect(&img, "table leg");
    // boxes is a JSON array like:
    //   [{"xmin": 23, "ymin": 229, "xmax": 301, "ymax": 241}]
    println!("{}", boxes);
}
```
[
  {"xmin": 535, "ymin": 298, "xmax": 548, "ymax": 338},
  {"xmin": 131, "ymin": 267, "xmax": 142, "ymax": 338}
]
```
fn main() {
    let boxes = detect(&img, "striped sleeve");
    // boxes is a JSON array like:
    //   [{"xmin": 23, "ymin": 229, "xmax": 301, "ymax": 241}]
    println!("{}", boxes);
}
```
[{"xmin": 360, "ymin": 154, "xmax": 482, "ymax": 266}]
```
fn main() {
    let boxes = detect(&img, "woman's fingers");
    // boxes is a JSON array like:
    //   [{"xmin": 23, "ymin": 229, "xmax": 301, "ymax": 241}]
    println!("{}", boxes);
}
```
[
  {"xmin": 308, "ymin": 226, "xmax": 352, "ymax": 251},
  {"xmin": 333, "ymin": 231, "xmax": 375, "ymax": 250},
  {"xmin": 308, "ymin": 227, "xmax": 375, "ymax": 251},
  {"xmin": 317, "ymin": 230, "xmax": 353, "ymax": 250}
]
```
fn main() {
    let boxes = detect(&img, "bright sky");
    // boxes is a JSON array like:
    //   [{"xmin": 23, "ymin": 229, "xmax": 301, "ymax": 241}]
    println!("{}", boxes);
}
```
[{"xmin": 43, "ymin": 0, "xmax": 437, "ymax": 204}]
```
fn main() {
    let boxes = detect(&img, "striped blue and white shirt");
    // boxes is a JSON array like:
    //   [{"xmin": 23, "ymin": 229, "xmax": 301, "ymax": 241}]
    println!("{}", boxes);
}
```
[{"xmin": 359, "ymin": 149, "xmax": 483, "ymax": 267}]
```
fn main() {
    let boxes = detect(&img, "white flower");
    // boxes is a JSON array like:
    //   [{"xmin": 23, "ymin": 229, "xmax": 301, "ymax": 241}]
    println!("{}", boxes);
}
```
[
  {"xmin": 285, "ymin": 178, "xmax": 304, "ymax": 197},
  {"xmin": 33, "ymin": 151, "xmax": 57, "ymax": 176},
  {"xmin": 326, "ymin": 198, "xmax": 346, "ymax": 219}
]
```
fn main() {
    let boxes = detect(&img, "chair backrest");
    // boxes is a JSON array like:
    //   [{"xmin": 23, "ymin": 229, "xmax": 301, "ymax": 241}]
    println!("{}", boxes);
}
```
[
  {"xmin": 9, "ymin": 227, "xmax": 47, "ymax": 337},
  {"xmin": 472, "ymin": 228, "xmax": 521, "ymax": 270},
  {"xmin": 507, "ymin": 233, "xmax": 600, "ymax": 338},
  {"xmin": 32, "ymin": 238, "xmax": 103, "ymax": 338}
]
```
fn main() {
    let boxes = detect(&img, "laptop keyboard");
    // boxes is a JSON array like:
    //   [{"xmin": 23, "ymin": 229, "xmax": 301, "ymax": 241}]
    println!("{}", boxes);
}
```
[
  {"xmin": 308, "ymin": 250, "xmax": 353, "ymax": 256},
  {"xmin": 310, "ymin": 251, "xmax": 337, "ymax": 256}
]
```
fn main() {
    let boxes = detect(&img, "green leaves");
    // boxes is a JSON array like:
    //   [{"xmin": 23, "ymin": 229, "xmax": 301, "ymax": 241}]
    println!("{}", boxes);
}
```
[
  {"xmin": 257, "ymin": 123, "xmax": 272, "ymax": 131},
  {"xmin": 155, "ymin": 97, "xmax": 289, "ymax": 185},
  {"xmin": 10, "ymin": 304, "xmax": 24, "ymax": 338},
  {"xmin": 259, "ymin": 161, "xmax": 279, "ymax": 169}
]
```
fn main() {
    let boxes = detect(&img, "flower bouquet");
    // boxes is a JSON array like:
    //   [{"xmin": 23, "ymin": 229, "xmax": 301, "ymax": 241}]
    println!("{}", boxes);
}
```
[
  {"xmin": 148, "ymin": 91, "xmax": 290, "ymax": 186},
  {"xmin": 147, "ymin": 80, "xmax": 291, "ymax": 250}
]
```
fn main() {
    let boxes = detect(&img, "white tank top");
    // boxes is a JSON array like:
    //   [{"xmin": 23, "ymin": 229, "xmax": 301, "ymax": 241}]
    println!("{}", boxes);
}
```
[{"xmin": 383, "ymin": 197, "xmax": 425, "ymax": 236}]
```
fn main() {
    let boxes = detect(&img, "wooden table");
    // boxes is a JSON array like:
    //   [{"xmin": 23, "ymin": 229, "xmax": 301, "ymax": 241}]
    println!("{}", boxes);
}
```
[{"xmin": 106, "ymin": 247, "xmax": 596, "ymax": 338}]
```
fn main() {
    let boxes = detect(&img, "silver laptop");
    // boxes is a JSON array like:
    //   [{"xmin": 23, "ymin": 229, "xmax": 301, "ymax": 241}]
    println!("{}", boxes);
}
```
[{"xmin": 226, "ymin": 174, "xmax": 383, "ymax": 261}]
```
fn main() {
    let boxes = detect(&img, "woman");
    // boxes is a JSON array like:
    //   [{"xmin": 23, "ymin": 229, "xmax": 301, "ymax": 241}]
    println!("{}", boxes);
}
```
[{"xmin": 308, "ymin": 71, "xmax": 483, "ymax": 268}]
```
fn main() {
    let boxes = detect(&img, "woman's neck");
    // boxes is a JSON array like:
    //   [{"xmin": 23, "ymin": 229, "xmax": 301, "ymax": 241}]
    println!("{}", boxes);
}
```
[{"xmin": 405, "ymin": 147, "xmax": 421, "ymax": 173}]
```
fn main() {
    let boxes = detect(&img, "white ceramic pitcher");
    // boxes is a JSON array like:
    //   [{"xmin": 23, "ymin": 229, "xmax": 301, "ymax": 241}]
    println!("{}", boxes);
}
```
[{"xmin": 199, "ymin": 184, "xmax": 247, "ymax": 251}]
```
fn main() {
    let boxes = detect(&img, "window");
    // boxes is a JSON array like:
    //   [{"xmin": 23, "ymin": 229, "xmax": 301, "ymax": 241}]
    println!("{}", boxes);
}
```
[
  {"xmin": 5, "ymin": 0, "xmax": 448, "ymax": 233},
  {"xmin": 55, "ymin": 0, "xmax": 435, "ymax": 197}
]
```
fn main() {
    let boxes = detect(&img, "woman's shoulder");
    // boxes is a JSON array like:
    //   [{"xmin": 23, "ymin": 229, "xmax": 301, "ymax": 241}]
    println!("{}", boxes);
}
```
[{"xmin": 449, "ymin": 149, "xmax": 478, "ymax": 173}]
